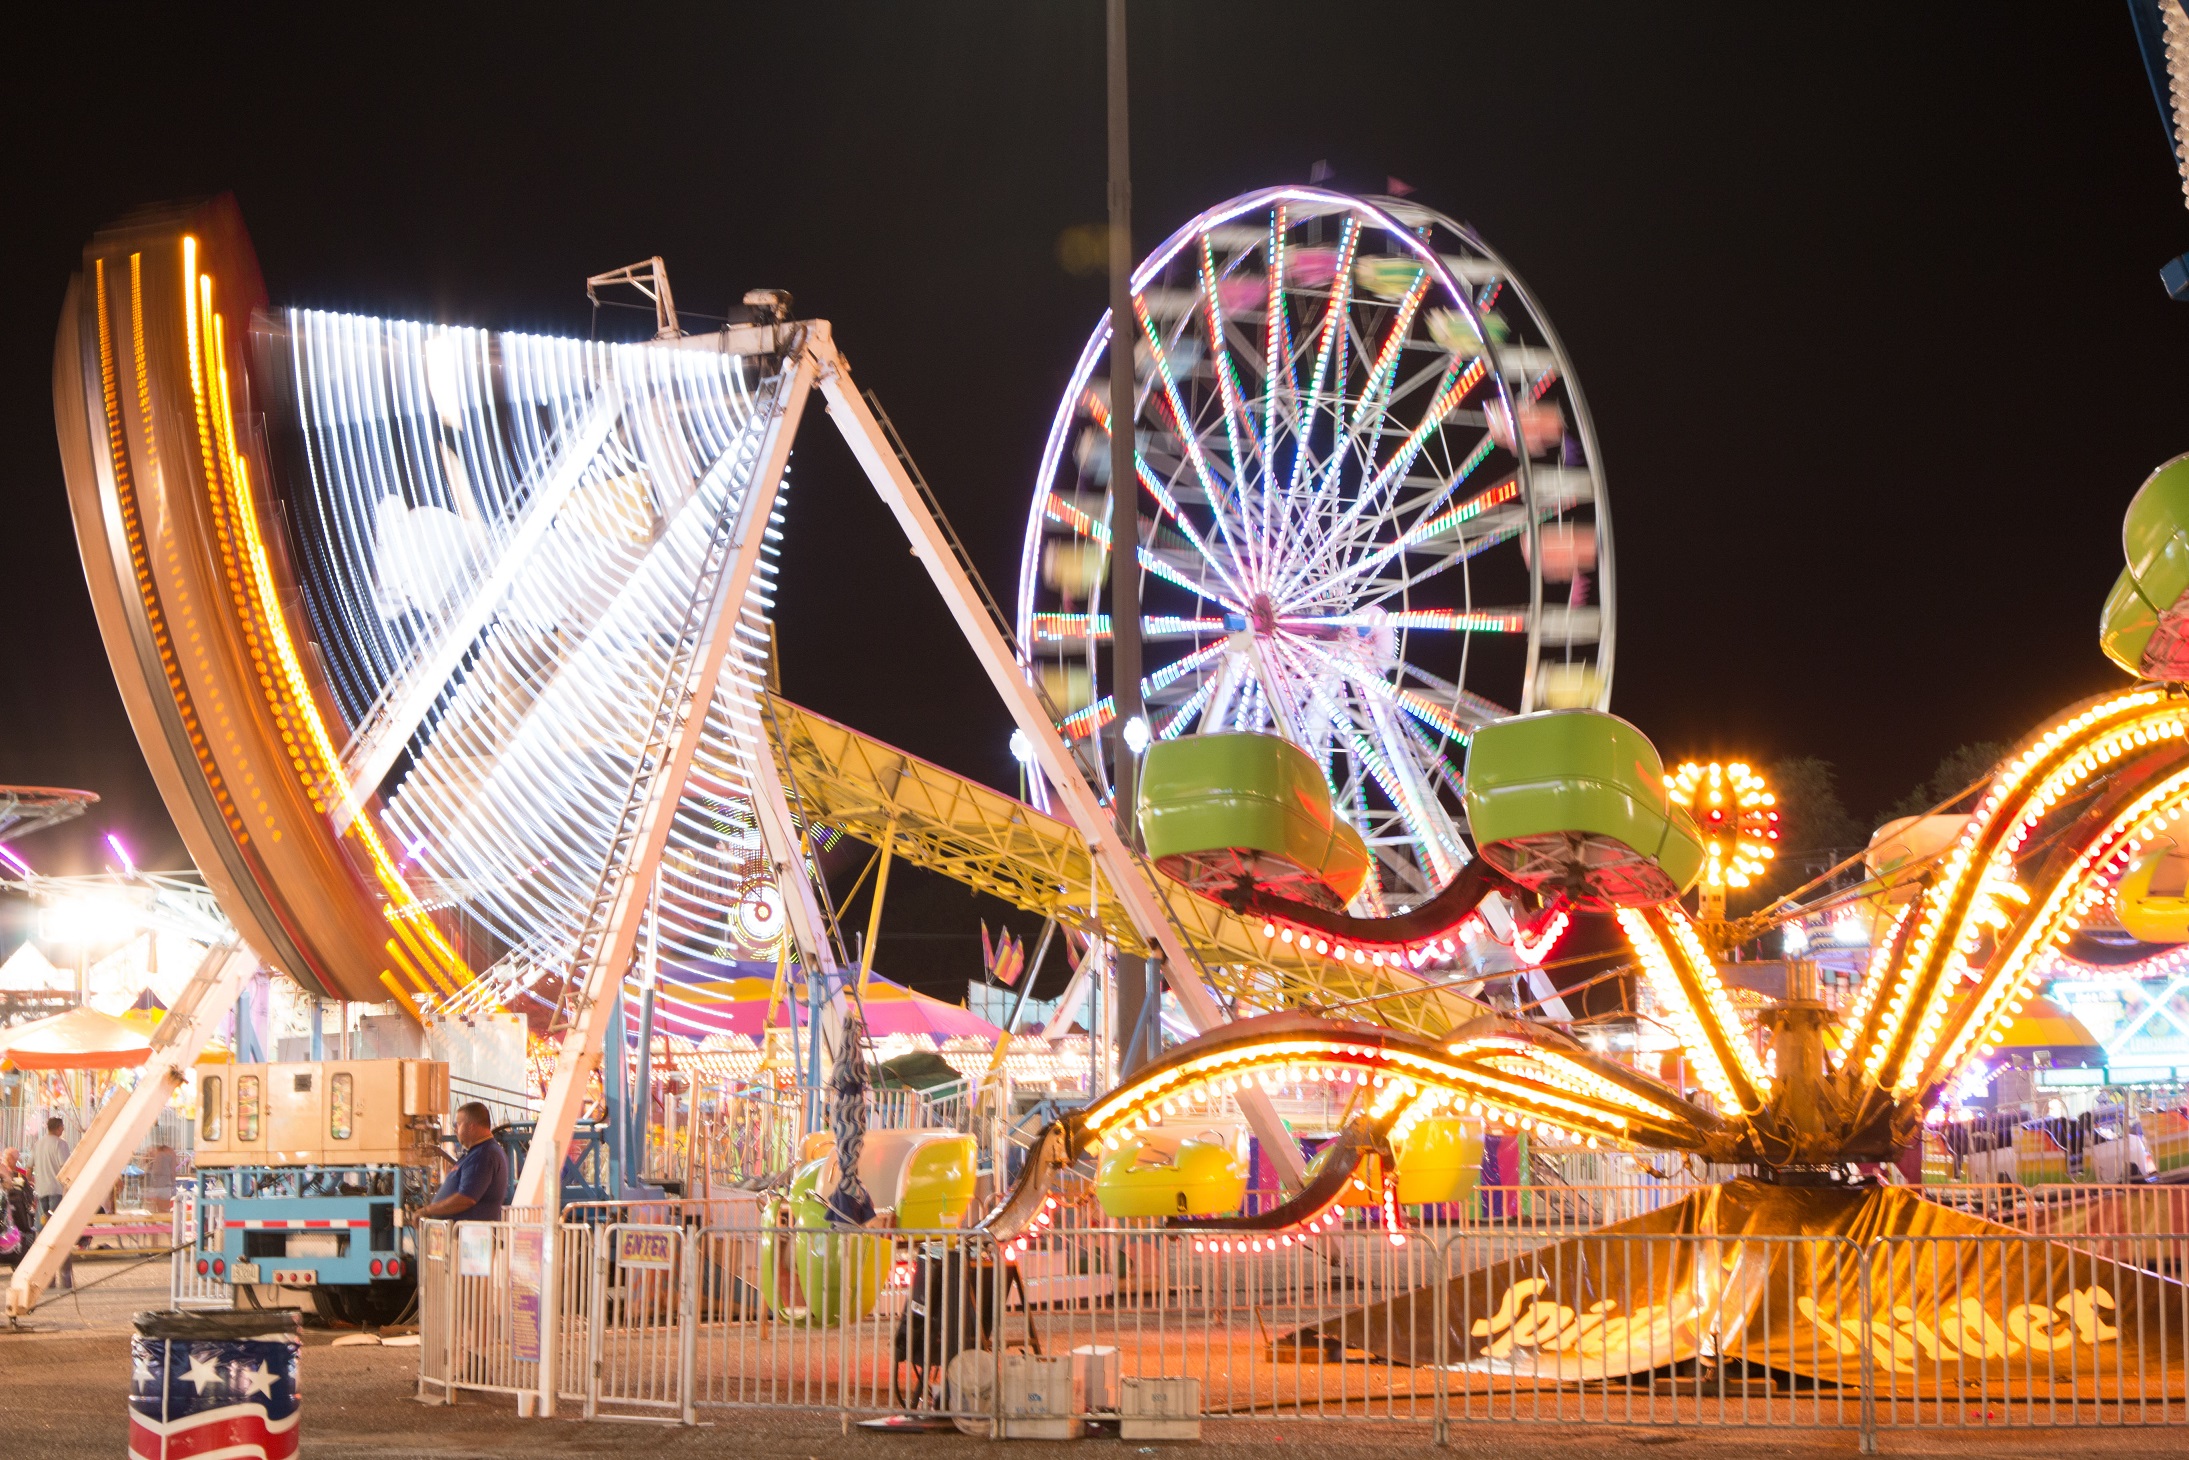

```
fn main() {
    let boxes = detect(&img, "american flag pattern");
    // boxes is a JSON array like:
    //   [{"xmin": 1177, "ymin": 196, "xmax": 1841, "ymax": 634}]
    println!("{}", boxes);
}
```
[{"xmin": 129, "ymin": 1333, "xmax": 300, "ymax": 1460}]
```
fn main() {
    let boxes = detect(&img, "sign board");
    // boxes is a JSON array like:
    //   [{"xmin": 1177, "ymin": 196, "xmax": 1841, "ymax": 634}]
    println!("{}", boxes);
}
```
[
  {"xmin": 510, "ymin": 1229, "xmax": 544, "ymax": 1366},
  {"xmin": 457, "ymin": 1222, "xmax": 495, "ymax": 1278},
  {"xmin": 615, "ymin": 1228, "xmax": 675, "ymax": 1271}
]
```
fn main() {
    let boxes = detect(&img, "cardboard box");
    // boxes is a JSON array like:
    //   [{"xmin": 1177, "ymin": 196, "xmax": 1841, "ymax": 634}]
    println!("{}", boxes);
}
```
[
  {"xmin": 1071, "ymin": 1345, "xmax": 1119, "ymax": 1412},
  {"xmin": 1000, "ymin": 1353, "xmax": 1082, "ymax": 1439},
  {"xmin": 1118, "ymin": 1376, "xmax": 1201, "ymax": 1440}
]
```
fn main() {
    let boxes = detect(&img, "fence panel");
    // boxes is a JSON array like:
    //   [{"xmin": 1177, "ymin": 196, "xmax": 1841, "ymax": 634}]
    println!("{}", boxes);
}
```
[
  {"xmin": 996, "ymin": 1224, "xmax": 1448, "ymax": 1427},
  {"xmin": 686, "ymin": 1221, "xmax": 991, "ymax": 1422},
  {"xmin": 415, "ymin": 1218, "xmax": 555, "ymax": 1405},
  {"xmin": 414, "ymin": 1211, "xmax": 2189, "ymax": 1434},
  {"xmin": 1442, "ymin": 1230, "xmax": 1866, "ymax": 1433},
  {"xmin": 552, "ymin": 1222, "xmax": 595, "ymax": 1406},
  {"xmin": 417, "ymin": 1220, "xmax": 453, "ymax": 1401},
  {"xmin": 587, "ymin": 1223, "xmax": 691, "ymax": 1420},
  {"xmin": 167, "ymin": 1178, "xmax": 229, "ymax": 1310},
  {"xmin": 1868, "ymin": 1232, "xmax": 2189, "ymax": 1431}
]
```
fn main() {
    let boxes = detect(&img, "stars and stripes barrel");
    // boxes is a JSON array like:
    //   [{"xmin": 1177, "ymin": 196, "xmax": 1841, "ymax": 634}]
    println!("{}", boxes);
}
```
[{"xmin": 130, "ymin": 1310, "xmax": 301, "ymax": 1460}]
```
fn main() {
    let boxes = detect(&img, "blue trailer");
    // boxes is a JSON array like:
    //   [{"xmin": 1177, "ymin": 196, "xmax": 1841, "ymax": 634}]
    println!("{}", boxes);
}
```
[{"xmin": 188, "ymin": 1057, "xmax": 612, "ymax": 1323}]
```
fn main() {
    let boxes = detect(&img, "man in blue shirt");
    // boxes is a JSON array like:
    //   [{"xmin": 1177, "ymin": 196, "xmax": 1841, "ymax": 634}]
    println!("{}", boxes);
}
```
[{"xmin": 420, "ymin": 1102, "xmax": 508, "ymax": 1223}]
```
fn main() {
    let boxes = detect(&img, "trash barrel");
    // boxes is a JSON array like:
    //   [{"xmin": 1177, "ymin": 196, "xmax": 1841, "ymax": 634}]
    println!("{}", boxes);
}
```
[{"xmin": 131, "ymin": 1309, "xmax": 301, "ymax": 1460}]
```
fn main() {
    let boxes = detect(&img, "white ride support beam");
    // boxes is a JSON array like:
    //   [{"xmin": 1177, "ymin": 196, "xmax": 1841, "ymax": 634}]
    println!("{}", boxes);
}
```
[
  {"xmin": 808, "ymin": 330, "xmax": 1308, "ymax": 1190},
  {"xmin": 744, "ymin": 697, "xmax": 843, "ymax": 986},
  {"xmin": 332, "ymin": 391, "xmax": 621, "ymax": 830},
  {"xmin": 513, "ymin": 340, "xmax": 817, "ymax": 1216},
  {"xmin": 745, "ymin": 717, "xmax": 844, "ymax": 1097},
  {"xmin": 7, "ymin": 942, "xmax": 256, "ymax": 1317}
]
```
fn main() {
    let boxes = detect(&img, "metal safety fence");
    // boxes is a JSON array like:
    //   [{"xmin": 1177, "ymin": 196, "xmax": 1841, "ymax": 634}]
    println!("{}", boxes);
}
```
[
  {"xmin": 167, "ymin": 1178, "xmax": 228, "ymax": 1310},
  {"xmin": 417, "ymin": 1208, "xmax": 2189, "ymax": 1446}
]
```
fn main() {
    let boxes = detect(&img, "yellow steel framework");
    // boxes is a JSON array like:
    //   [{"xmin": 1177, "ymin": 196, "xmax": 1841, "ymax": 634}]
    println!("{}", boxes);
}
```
[{"xmin": 764, "ymin": 695, "xmax": 1483, "ymax": 1037}]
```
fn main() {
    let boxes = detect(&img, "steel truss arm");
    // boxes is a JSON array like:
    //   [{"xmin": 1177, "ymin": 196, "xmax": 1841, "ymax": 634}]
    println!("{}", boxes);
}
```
[{"xmin": 7, "ymin": 942, "xmax": 256, "ymax": 1316}]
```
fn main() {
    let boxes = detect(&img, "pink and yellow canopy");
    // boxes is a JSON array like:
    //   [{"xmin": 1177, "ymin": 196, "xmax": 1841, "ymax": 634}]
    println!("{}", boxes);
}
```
[{"xmin": 643, "ymin": 972, "xmax": 1002, "ymax": 1043}]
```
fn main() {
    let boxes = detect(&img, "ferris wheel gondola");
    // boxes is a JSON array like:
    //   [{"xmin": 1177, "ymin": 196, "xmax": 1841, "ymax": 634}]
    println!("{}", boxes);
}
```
[{"xmin": 1018, "ymin": 186, "xmax": 1614, "ymax": 911}]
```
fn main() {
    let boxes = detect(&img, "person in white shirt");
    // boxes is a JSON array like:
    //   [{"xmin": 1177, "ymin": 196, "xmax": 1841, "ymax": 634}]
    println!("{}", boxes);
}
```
[{"xmin": 29, "ymin": 1117, "xmax": 68, "ymax": 1230}]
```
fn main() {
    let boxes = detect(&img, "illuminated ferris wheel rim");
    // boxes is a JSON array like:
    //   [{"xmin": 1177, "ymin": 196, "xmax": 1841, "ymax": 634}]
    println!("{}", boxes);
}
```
[
  {"xmin": 1017, "ymin": 182, "xmax": 1615, "ymax": 674},
  {"xmin": 1016, "ymin": 184, "xmax": 1614, "ymax": 903}
]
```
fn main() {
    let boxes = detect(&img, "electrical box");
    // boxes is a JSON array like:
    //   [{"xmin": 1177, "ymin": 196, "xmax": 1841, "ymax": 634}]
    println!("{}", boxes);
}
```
[
  {"xmin": 195, "ymin": 1060, "xmax": 448, "ymax": 1167},
  {"xmin": 402, "ymin": 1060, "xmax": 450, "ymax": 1117},
  {"xmin": 1118, "ymin": 1376, "xmax": 1202, "ymax": 1440}
]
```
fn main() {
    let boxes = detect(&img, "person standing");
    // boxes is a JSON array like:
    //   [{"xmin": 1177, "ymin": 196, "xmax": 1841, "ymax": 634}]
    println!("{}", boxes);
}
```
[
  {"xmin": 0, "ymin": 1147, "xmax": 28, "ymax": 1261},
  {"xmin": 145, "ymin": 1141, "xmax": 178, "ymax": 1215},
  {"xmin": 419, "ymin": 1102, "xmax": 508, "ymax": 1224},
  {"xmin": 29, "ymin": 1117, "xmax": 68, "ymax": 1232}
]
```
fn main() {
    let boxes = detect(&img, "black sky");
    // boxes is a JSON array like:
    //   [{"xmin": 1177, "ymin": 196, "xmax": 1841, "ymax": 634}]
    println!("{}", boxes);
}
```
[{"xmin": 1, "ymin": 6, "xmax": 2184, "ymax": 989}]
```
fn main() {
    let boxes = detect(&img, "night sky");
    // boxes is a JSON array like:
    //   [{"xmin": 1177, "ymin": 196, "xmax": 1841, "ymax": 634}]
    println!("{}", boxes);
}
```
[{"xmin": 2, "ymin": 7, "xmax": 2184, "ymax": 993}]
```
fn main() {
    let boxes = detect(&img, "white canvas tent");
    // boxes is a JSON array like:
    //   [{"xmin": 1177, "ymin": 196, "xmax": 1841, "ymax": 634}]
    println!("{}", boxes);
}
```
[{"xmin": 0, "ymin": 941, "xmax": 68, "ymax": 993}]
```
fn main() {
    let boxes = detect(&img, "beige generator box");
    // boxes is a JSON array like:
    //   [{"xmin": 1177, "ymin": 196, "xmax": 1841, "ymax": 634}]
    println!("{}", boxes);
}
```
[
  {"xmin": 999, "ymin": 1353, "xmax": 1083, "ymax": 1440},
  {"xmin": 1118, "ymin": 1376, "xmax": 1202, "ymax": 1440},
  {"xmin": 195, "ymin": 1059, "xmax": 448, "ymax": 1166}
]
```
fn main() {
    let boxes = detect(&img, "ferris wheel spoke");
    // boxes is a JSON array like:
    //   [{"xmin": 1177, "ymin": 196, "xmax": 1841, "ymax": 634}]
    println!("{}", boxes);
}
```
[
  {"xmin": 1269, "ymin": 300, "xmax": 1383, "ymax": 578},
  {"xmin": 1268, "ymin": 221, "xmax": 1363, "ymax": 575},
  {"xmin": 1366, "ymin": 495, "xmax": 1579, "ymax": 610},
  {"xmin": 1361, "ymin": 695, "xmax": 1466, "ymax": 882},
  {"xmin": 1133, "ymin": 303, "xmax": 1259, "ymax": 593},
  {"xmin": 1327, "ymin": 469, "xmax": 1516, "ymax": 613},
  {"xmin": 1287, "ymin": 647, "xmax": 1462, "ymax": 879},
  {"xmin": 1274, "ymin": 275, "xmax": 1435, "ymax": 600},
  {"xmin": 1053, "ymin": 637, "xmax": 1230, "ymax": 743},
  {"xmin": 1195, "ymin": 235, "xmax": 1271, "ymax": 570},
  {"xmin": 1082, "ymin": 389, "xmax": 1251, "ymax": 605},
  {"xmin": 1398, "ymin": 660, "xmax": 1513, "ymax": 727},
  {"xmin": 1027, "ymin": 612, "xmax": 1232, "ymax": 646},
  {"xmin": 1259, "ymin": 207, "xmax": 1294, "ymax": 555},
  {"xmin": 1279, "ymin": 357, "xmax": 1485, "ymax": 603},
  {"xmin": 1199, "ymin": 641, "xmax": 1250, "ymax": 734}
]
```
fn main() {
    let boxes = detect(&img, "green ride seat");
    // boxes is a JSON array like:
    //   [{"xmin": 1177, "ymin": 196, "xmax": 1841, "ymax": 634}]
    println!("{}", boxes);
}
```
[
  {"xmin": 2102, "ymin": 453, "xmax": 2189, "ymax": 681},
  {"xmin": 1462, "ymin": 710, "xmax": 1703, "ymax": 908},
  {"xmin": 1138, "ymin": 732, "xmax": 1369, "ymax": 910}
]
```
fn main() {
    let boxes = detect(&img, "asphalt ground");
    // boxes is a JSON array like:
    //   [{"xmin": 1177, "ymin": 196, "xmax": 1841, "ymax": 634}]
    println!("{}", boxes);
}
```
[{"xmin": 2, "ymin": 1261, "xmax": 2182, "ymax": 1459}]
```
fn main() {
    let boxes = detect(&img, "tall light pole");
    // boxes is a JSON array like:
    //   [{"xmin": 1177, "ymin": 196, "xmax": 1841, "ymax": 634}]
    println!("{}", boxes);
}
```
[{"xmin": 1105, "ymin": 0, "xmax": 1155, "ymax": 1076}]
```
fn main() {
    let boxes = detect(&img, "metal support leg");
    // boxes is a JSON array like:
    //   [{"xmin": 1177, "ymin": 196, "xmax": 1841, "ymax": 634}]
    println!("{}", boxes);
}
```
[{"xmin": 8, "ymin": 942, "xmax": 255, "ymax": 1316}]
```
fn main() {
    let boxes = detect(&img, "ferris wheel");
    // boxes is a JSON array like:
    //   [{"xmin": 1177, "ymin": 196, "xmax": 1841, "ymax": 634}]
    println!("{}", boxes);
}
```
[{"xmin": 1018, "ymin": 186, "xmax": 1614, "ymax": 910}]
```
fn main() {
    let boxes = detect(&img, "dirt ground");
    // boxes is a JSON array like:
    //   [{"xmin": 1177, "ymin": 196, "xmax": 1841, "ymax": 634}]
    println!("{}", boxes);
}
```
[{"xmin": 3, "ymin": 1258, "xmax": 2183, "ymax": 1460}]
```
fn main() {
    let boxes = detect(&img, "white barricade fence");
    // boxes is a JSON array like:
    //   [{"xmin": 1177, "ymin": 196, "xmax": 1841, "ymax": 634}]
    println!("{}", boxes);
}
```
[
  {"xmin": 168, "ymin": 1178, "xmax": 228, "ymax": 1310},
  {"xmin": 685, "ymin": 1221, "xmax": 996, "ymax": 1423},
  {"xmin": 1437, "ymin": 1229, "xmax": 1871, "ymax": 1434},
  {"xmin": 417, "ymin": 1217, "xmax": 588, "ymax": 1411},
  {"xmin": 414, "ymin": 1210, "xmax": 2189, "ymax": 1444},
  {"xmin": 584, "ymin": 1222, "xmax": 693, "ymax": 1420},
  {"xmin": 1868, "ymin": 1231, "xmax": 2189, "ymax": 1432}
]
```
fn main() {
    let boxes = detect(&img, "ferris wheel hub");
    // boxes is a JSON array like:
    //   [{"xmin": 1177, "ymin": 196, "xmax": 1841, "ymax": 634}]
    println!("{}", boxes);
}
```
[{"xmin": 1248, "ymin": 593, "xmax": 1279, "ymax": 638}]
